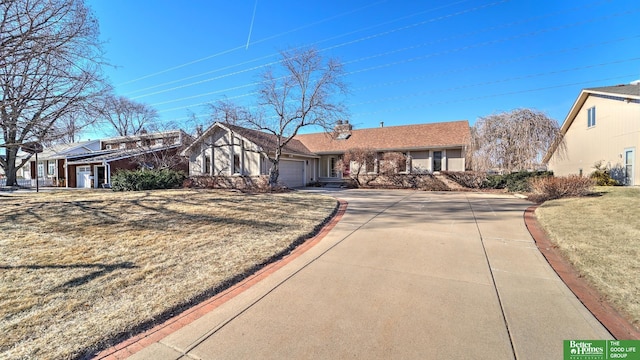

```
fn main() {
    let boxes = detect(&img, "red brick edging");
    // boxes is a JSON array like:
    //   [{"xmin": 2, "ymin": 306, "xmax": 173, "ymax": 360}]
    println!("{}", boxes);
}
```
[
  {"xmin": 94, "ymin": 199, "xmax": 348, "ymax": 359},
  {"xmin": 523, "ymin": 205, "xmax": 640, "ymax": 340}
]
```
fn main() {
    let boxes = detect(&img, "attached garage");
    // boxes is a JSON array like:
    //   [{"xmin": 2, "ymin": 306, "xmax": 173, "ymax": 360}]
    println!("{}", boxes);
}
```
[{"xmin": 278, "ymin": 160, "xmax": 305, "ymax": 188}]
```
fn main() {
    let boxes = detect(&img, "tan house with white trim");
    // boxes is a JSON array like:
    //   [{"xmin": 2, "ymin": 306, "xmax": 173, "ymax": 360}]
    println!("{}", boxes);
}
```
[
  {"xmin": 183, "ymin": 120, "xmax": 471, "ymax": 187},
  {"xmin": 545, "ymin": 82, "xmax": 640, "ymax": 185}
]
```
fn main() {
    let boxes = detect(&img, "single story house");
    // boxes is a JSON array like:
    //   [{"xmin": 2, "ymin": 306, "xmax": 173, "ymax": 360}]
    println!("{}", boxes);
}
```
[
  {"xmin": 26, "ymin": 130, "xmax": 191, "ymax": 188},
  {"xmin": 545, "ymin": 82, "xmax": 640, "ymax": 185},
  {"xmin": 183, "ymin": 120, "xmax": 471, "ymax": 188}
]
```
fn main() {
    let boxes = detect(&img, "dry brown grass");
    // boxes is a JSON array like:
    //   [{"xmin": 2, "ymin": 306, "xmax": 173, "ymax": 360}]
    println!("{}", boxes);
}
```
[
  {"xmin": 0, "ymin": 189, "xmax": 337, "ymax": 359},
  {"xmin": 536, "ymin": 187, "xmax": 640, "ymax": 331}
]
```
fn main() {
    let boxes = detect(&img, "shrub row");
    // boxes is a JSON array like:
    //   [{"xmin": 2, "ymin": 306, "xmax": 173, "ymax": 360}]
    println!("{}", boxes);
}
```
[
  {"xmin": 183, "ymin": 175, "xmax": 288, "ymax": 192},
  {"xmin": 527, "ymin": 175, "xmax": 595, "ymax": 203},
  {"xmin": 354, "ymin": 173, "xmax": 450, "ymax": 191},
  {"xmin": 111, "ymin": 169, "xmax": 186, "ymax": 191},
  {"xmin": 443, "ymin": 171, "xmax": 553, "ymax": 192},
  {"xmin": 484, "ymin": 171, "xmax": 554, "ymax": 192}
]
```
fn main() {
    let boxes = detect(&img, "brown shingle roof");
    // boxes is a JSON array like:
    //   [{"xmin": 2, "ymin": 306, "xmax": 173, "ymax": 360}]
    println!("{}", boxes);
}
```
[{"xmin": 295, "ymin": 120, "xmax": 470, "ymax": 154}]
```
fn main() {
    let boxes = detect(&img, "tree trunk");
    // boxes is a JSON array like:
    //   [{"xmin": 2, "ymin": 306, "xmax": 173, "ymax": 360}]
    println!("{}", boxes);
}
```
[
  {"xmin": 3, "ymin": 147, "xmax": 19, "ymax": 187},
  {"xmin": 268, "ymin": 160, "xmax": 279, "ymax": 188}
]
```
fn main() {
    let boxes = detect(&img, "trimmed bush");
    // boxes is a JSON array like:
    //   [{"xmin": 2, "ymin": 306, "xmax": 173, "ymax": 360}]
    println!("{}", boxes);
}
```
[
  {"xmin": 111, "ymin": 169, "xmax": 186, "ymax": 191},
  {"xmin": 484, "ymin": 171, "xmax": 553, "ymax": 192},
  {"xmin": 527, "ymin": 175, "xmax": 594, "ymax": 203},
  {"xmin": 590, "ymin": 161, "xmax": 620, "ymax": 186}
]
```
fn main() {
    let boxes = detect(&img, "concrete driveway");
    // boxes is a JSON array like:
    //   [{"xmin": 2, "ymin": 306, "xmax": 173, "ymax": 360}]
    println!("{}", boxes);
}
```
[{"xmin": 129, "ymin": 190, "xmax": 611, "ymax": 360}]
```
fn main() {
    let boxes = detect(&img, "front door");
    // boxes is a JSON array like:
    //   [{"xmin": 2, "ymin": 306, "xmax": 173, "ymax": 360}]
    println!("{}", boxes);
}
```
[
  {"xmin": 95, "ymin": 166, "xmax": 106, "ymax": 188},
  {"xmin": 433, "ymin": 151, "xmax": 442, "ymax": 172},
  {"xmin": 625, "ymin": 149, "xmax": 634, "ymax": 185}
]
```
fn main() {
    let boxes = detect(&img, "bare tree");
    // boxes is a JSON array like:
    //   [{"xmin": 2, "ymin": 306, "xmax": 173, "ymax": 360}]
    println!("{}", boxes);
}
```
[
  {"xmin": 0, "ymin": 0, "xmax": 109, "ymax": 186},
  {"xmin": 472, "ymin": 108, "xmax": 565, "ymax": 172},
  {"xmin": 100, "ymin": 95, "xmax": 158, "ymax": 136},
  {"xmin": 207, "ymin": 98, "xmax": 250, "ymax": 126},
  {"xmin": 243, "ymin": 47, "xmax": 347, "ymax": 187},
  {"xmin": 336, "ymin": 147, "xmax": 376, "ymax": 187}
]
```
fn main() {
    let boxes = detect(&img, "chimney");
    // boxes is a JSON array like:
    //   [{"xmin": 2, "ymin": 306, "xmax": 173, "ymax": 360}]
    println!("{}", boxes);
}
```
[
  {"xmin": 196, "ymin": 125, "xmax": 203, "ymax": 137},
  {"xmin": 334, "ymin": 119, "xmax": 352, "ymax": 133},
  {"xmin": 380, "ymin": 121, "xmax": 384, "ymax": 128}
]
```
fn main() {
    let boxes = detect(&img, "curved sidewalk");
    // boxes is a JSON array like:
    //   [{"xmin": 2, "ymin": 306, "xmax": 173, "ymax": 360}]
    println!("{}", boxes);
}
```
[{"xmin": 116, "ymin": 190, "xmax": 612, "ymax": 359}]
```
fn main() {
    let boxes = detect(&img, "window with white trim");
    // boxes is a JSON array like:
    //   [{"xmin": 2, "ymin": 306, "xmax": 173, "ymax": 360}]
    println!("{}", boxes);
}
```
[
  {"xmin": 587, "ymin": 106, "xmax": 596, "ymax": 128},
  {"xmin": 47, "ymin": 162, "xmax": 55, "ymax": 175}
]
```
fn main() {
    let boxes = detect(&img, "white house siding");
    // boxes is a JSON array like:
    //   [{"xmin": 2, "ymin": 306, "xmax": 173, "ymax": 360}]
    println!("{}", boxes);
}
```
[
  {"xmin": 411, "ymin": 151, "xmax": 431, "ymax": 172},
  {"xmin": 548, "ymin": 95, "xmax": 640, "ymax": 184},
  {"xmin": 445, "ymin": 149, "xmax": 465, "ymax": 171},
  {"xmin": 189, "ymin": 129, "xmax": 265, "ymax": 176}
]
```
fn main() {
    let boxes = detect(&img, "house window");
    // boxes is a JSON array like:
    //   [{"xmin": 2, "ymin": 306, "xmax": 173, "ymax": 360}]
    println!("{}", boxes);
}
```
[
  {"xmin": 204, "ymin": 155, "xmax": 211, "ymax": 174},
  {"xmin": 366, "ymin": 160, "xmax": 375, "ymax": 173},
  {"xmin": 47, "ymin": 162, "xmax": 55, "ymax": 175},
  {"xmin": 587, "ymin": 106, "xmax": 596, "ymax": 128},
  {"xmin": 233, "ymin": 154, "xmax": 241, "ymax": 174},
  {"xmin": 105, "ymin": 144, "xmax": 112, "ymax": 150},
  {"xmin": 37, "ymin": 163, "xmax": 44, "ymax": 178},
  {"xmin": 329, "ymin": 157, "xmax": 338, "ymax": 177}
]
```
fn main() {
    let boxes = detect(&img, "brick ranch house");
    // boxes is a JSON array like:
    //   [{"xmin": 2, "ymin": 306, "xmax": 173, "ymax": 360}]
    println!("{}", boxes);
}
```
[
  {"xmin": 25, "ymin": 130, "xmax": 191, "ymax": 188},
  {"xmin": 182, "ymin": 120, "xmax": 471, "ymax": 188}
]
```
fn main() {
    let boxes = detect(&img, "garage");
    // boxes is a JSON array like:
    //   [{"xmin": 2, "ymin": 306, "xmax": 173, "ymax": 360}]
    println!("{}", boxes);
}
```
[{"xmin": 278, "ymin": 160, "xmax": 305, "ymax": 188}]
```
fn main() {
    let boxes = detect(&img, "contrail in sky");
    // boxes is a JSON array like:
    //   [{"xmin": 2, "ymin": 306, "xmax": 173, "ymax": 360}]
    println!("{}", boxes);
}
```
[{"xmin": 246, "ymin": 0, "xmax": 258, "ymax": 50}]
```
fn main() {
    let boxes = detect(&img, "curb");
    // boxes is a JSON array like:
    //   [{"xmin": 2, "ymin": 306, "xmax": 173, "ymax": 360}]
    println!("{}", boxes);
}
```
[
  {"xmin": 523, "ymin": 205, "xmax": 640, "ymax": 340},
  {"xmin": 94, "ymin": 199, "xmax": 348, "ymax": 359}
]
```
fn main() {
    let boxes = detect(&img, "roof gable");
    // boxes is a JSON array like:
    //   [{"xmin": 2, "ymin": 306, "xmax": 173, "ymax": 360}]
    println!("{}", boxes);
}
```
[
  {"xmin": 543, "ymin": 83, "xmax": 640, "ymax": 163},
  {"xmin": 183, "ymin": 122, "xmax": 315, "ymax": 157}
]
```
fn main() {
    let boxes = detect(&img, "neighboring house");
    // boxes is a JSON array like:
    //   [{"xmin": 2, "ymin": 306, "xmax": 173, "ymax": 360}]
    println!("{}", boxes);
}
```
[
  {"xmin": 26, "ymin": 130, "xmax": 191, "ymax": 188},
  {"xmin": 24, "ymin": 140, "xmax": 102, "ymax": 187},
  {"xmin": 183, "ymin": 120, "xmax": 471, "ymax": 188},
  {"xmin": 545, "ymin": 82, "xmax": 640, "ymax": 185}
]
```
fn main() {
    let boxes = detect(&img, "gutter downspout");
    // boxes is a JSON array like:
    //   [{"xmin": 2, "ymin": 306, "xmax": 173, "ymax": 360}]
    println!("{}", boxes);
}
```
[
  {"xmin": 65, "ymin": 156, "xmax": 69, "ymax": 188},
  {"xmin": 105, "ymin": 161, "xmax": 111, "ymax": 188}
]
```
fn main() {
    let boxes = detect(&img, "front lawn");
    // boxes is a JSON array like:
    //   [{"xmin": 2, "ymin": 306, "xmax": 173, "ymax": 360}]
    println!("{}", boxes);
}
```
[
  {"xmin": 0, "ymin": 189, "xmax": 337, "ymax": 359},
  {"xmin": 535, "ymin": 187, "xmax": 640, "ymax": 332}
]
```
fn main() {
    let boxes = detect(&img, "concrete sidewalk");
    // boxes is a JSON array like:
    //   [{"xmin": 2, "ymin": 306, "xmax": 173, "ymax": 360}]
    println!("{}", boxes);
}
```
[{"xmin": 127, "ymin": 190, "xmax": 611, "ymax": 360}]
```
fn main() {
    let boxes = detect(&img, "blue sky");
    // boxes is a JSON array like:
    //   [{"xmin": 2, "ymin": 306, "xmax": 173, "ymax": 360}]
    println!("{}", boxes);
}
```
[{"xmin": 86, "ymin": 0, "xmax": 640, "ymax": 136}]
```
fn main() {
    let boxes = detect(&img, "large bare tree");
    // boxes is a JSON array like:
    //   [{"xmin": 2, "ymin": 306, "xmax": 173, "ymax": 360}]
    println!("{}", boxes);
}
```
[
  {"xmin": 472, "ymin": 108, "xmax": 565, "ymax": 172},
  {"xmin": 101, "ymin": 95, "xmax": 158, "ymax": 137},
  {"xmin": 0, "ymin": 0, "xmax": 108, "ymax": 186},
  {"xmin": 245, "ymin": 47, "xmax": 347, "ymax": 186}
]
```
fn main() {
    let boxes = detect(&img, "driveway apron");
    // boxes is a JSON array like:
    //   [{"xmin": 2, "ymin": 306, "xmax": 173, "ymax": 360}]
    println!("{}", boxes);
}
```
[{"xmin": 129, "ymin": 190, "xmax": 611, "ymax": 360}]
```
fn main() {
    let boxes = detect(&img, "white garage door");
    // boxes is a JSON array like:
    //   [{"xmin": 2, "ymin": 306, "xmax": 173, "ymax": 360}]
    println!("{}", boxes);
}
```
[
  {"xmin": 76, "ymin": 166, "xmax": 91, "ymax": 188},
  {"xmin": 278, "ymin": 160, "xmax": 304, "ymax": 188}
]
